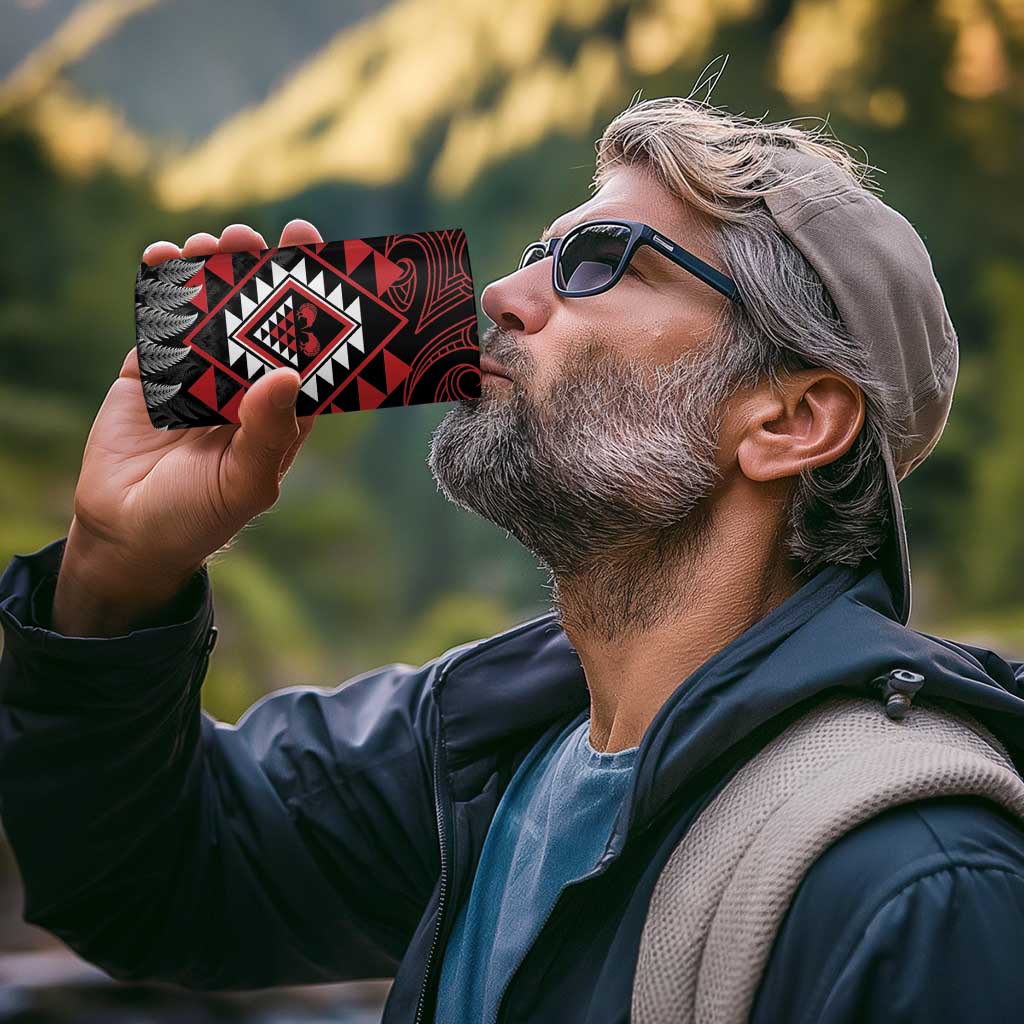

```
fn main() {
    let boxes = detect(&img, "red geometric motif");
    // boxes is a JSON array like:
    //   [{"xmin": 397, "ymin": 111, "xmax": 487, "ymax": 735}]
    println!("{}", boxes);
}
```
[{"xmin": 135, "ymin": 229, "xmax": 481, "ymax": 430}]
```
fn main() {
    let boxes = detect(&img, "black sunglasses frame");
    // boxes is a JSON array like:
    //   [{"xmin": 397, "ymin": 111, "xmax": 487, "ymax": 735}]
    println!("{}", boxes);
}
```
[{"xmin": 518, "ymin": 218, "xmax": 741, "ymax": 303}]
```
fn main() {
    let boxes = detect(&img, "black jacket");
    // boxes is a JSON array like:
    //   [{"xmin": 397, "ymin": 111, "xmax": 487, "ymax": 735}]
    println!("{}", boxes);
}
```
[{"xmin": 2, "ymin": 536, "xmax": 1024, "ymax": 1023}]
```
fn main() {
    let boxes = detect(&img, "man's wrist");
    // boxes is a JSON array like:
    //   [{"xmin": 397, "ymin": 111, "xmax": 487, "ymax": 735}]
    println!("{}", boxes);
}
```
[{"xmin": 51, "ymin": 518, "xmax": 206, "ymax": 638}]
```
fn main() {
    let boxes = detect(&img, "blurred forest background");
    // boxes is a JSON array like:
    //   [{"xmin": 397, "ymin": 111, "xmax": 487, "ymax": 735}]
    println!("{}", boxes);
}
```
[{"xmin": 0, "ymin": 0, "xmax": 1021, "ymax": 1018}]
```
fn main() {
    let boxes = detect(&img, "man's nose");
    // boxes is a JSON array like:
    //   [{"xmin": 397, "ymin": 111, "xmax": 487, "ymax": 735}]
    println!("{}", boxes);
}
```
[{"xmin": 481, "ymin": 271, "xmax": 551, "ymax": 335}]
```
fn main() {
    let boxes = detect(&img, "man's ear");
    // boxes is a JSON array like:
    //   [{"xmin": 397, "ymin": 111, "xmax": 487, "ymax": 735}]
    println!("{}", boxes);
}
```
[{"xmin": 733, "ymin": 369, "xmax": 865, "ymax": 483}]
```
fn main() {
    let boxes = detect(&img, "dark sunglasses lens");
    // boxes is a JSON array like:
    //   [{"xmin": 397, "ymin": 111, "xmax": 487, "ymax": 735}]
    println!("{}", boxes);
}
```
[
  {"xmin": 556, "ymin": 223, "xmax": 631, "ymax": 292},
  {"xmin": 519, "ymin": 244, "xmax": 547, "ymax": 271}
]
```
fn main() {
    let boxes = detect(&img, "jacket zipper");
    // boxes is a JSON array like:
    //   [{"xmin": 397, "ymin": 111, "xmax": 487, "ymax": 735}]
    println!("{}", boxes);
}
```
[
  {"xmin": 410, "ymin": 614, "xmax": 592, "ymax": 1024},
  {"xmin": 491, "ymin": 885, "xmax": 563, "ymax": 1024},
  {"xmin": 490, "ymin": 733, "xmax": 671, "ymax": 1024},
  {"xmin": 192, "ymin": 625, "xmax": 218, "ymax": 692},
  {"xmin": 414, "ymin": 671, "xmax": 454, "ymax": 1024},
  {"xmin": 491, "ymin": 855, "xmax": 614, "ymax": 1024},
  {"xmin": 491, "ymin": 791, "xmax": 691, "ymax": 1024}
]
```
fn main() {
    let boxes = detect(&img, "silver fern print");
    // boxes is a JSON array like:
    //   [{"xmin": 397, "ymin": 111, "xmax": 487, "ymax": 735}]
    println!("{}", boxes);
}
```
[
  {"xmin": 136, "ymin": 304, "xmax": 199, "ymax": 344},
  {"xmin": 152, "ymin": 257, "xmax": 206, "ymax": 287},
  {"xmin": 141, "ymin": 379, "xmax": 182, "ymax": 407},
  {"xmin": 137, "ymin": 276, "xmax": 204, "ymax": 311},
  {"xmin": 137, "ymin": 341, "xmax": 191, "ymax": 375},
  {"xmin": 135, "ymin": 259, "xmax": 204, "ymax": 424}
]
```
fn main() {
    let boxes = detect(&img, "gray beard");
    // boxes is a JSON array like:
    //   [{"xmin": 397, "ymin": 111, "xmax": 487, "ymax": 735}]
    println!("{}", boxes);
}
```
[{"xmin": 427, "ymin": 335, "xmax": 739, "ymax": 640}]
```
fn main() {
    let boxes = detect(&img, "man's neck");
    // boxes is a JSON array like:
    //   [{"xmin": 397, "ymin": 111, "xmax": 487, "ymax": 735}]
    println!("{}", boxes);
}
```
[{"xmin": 552, "ymin": 509, "xmax": 802, "ymax": 753}]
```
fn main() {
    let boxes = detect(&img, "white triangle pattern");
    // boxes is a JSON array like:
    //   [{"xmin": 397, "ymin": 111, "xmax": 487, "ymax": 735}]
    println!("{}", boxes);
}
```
[
  {"xmin": 227, "ymin": 337, "xmax": 267, "ymax": 380},
  {"xmin": 224, "ymin": 257, "xmax": 367, "ymax": 389},
  {"xmin": 301, "ymin": 341, "xmax": 354, "ymax": 403},
  {"xmin": 231, "ymin": 261, "xmax": 361, "ymax": 334}
]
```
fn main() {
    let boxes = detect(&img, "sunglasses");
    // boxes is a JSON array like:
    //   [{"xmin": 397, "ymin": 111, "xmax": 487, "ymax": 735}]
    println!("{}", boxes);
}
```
[{"xmin": 518, "ymin": 218, "xmax": 741, "ymax": 303}]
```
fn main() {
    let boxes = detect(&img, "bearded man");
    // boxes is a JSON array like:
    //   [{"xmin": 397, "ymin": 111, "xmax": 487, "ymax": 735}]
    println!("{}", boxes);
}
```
[{"xmin": 2, "ymin": 95, "xmax": 1024, "ymax": 1024}]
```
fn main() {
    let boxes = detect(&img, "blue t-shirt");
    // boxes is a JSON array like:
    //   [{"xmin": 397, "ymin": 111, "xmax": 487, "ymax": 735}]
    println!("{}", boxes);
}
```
[{"xmin": 434, "ymin": 712, "xmax": 639, "ymax": 1023}]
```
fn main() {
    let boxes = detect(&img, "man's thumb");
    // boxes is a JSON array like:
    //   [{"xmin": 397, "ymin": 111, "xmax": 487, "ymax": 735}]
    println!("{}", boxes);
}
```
[
  {"xmin": 268, "ymin": 368, "xmax": 301, "ymax": 411},
  {"xmin": 227, "ymin": 368, "xmax": 302, "ymax": 505}
]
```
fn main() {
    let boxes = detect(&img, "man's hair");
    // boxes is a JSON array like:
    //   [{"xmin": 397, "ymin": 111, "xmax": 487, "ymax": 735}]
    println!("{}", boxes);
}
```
[{"xmin": 592, "ymin": 93, "xmax": 911, "ymax": 577}]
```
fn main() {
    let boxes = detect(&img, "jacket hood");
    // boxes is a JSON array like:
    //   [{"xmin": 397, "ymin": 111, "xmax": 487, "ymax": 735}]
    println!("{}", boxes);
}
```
[{"xmin": 434, "ymin": 556, "xmax": 1024, "ymax": 863}]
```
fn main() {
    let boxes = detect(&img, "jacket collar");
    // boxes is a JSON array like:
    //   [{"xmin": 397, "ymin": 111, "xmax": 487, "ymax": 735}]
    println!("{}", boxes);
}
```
[{"xmin": 432, "ymin": 556, "xmax": 1024, "ymax": 851}]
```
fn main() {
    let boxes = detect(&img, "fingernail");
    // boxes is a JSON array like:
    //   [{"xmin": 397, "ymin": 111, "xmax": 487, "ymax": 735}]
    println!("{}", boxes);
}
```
[{"xmin": 272, "ymin": 373, "xmax": 300, "ymax": 410}]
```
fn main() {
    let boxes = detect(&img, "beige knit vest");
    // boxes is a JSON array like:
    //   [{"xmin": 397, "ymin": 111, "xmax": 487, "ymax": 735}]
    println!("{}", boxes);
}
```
[{"xmin": 631, "ymin": 693, "xmax": 1024, "ymax": 1024}]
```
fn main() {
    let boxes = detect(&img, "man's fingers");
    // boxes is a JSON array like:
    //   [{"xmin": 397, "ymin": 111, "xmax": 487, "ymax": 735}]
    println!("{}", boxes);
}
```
[
  {"xmin": 224, "ymin": 368, "xmax": 302, "ymax": 509},
  {"xmin": 219, "ymin": 223, "xmax": 268, "ymax": 253},
  {"xmin": 146, "ymin": 220, "xmax": 320, "ymax": 270},
  {"xmin": 182, "ymin": 231, "xmax": 220, "ymax": 257},
  {"xmin": 142, "ymin": 241, "xmax": 182, "ymax": 266},
  {"xmin": 279, "ymin": 218, "xmax": 324, "ymax": 248}
]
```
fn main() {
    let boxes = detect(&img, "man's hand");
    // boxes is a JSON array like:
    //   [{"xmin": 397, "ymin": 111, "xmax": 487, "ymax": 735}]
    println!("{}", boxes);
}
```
[{"xmin": 52, "ymin": 219, "xmax": 324, "ymax": 637}]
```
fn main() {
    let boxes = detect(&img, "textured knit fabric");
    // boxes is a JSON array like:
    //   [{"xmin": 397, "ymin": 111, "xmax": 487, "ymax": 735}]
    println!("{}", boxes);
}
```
[
  {"xmin": 435, "ymin": 712, "xmax": 638, "ymax": 1024},
  {"xmin": 631, "ymin": 694, "xmax": 1024, "ymax": 1024}
]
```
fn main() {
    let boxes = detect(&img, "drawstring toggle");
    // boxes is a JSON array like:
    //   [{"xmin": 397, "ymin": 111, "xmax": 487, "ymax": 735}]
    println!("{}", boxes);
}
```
[{"xmin": 870, "ymin": 668, "xmax": 925, "ymax": 720}]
